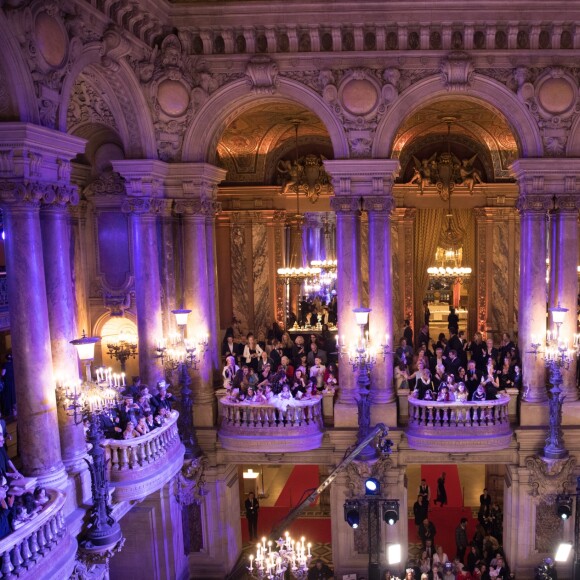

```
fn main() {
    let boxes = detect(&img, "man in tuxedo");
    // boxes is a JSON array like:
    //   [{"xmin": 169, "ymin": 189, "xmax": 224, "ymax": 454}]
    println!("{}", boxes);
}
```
[
  {"xmin": 245, "ymin": 492, "xmax": 259, "ymax": 540},
  {"xmin": 418, "ymin": 517, "xmax": 436, "ymax": 550},
  {"xmin": 444, "ymin": 349, "xmax": 461, "ymax": 380}
]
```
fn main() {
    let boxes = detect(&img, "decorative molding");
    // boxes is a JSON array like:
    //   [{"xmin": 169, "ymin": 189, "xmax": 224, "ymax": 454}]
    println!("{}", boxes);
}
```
[
  {"xmin": 84, "ymin": 172, "xmax": 126, "ymax": 198},
  {"xmin": 525, "ymin": 454, "xmax": 576, "ymax": 502},
  {"xmin": 245, "ymin": 56, "xmax": 279, "ymax": 94},
  {"xmin": 121, "ymin": 197, "xmax": 166, "ymax": 215},
  {"xmin": 344, "ymin": 457, "xmax": 393, "ymax": 498},
  {"xmin": 440, "ymin": 52, "xmax": 474, "ymax": 91},
  {"xmin": 363, "ymin": 196, "xmax": 396, "ymax": 214},
  {"xmin": 175, "ymin": 456, "xmax": 209, "ymax": 507}
]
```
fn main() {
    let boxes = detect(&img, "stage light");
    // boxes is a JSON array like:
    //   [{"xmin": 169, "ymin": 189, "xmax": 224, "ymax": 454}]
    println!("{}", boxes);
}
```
[
  {"xmin": 344, "ymin": 500, "xmax": 360, "ymax": 529},
  {"xmin": 555, "ymin": 542, "xmax": 572, "ymax": 562},
  {"xmin": 365, "ymin": 477, "xmax": 380, "ymax": 495},
  {"xmin": 556, "ymin": 495, "xmax": 572, "ymax": 520},
  {"xmin": 383, "ymin": 500, "xmax": 399, "ymax": 525},
  {"xmin": 387, "ymin": 543, "xmax": 402, "ymax": 565}
]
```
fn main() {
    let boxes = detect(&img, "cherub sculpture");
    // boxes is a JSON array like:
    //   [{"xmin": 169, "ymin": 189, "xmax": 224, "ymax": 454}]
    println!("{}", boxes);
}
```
[
  {"xmin": 458, "ymin": 154, "xmax": 483, "ymax": 193},
  {"xmin": 408, "ymin": 153, "xmax": 437, "ymax": 194}
]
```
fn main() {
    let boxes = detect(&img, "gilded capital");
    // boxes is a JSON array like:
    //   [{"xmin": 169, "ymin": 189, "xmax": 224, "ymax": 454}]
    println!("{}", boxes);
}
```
[
  {"xmin": 515, "ymin": 194, "xmax": 554, "ymax": 214},
  {"xmin": 363, "ymin": 196, "xmax": 395, "ymax": 214},
  {"xmin": 330, "ymin": 196, "xmax": 361, "ymax": 214}
]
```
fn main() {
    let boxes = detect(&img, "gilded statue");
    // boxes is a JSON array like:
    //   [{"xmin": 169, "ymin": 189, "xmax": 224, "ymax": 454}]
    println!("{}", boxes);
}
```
[{"xmin": 458, "ymin": 154, "xmax": 483, "ymax": 193}]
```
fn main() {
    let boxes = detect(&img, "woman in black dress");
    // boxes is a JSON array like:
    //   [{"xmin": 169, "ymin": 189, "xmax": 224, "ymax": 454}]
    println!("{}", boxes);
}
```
[{"xmin": 435, "ymin": 472, "xmax": 447, "ymax": 506}]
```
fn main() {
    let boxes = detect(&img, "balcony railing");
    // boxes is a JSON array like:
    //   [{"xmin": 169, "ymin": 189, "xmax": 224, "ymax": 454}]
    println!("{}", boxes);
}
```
[
  {"xmin": 103, "ymin": 411, "xmax": 185, "ymax": 502},
  {"xmin": 218, "ymin": 397, "xmax": 324, "ymax": 452},
  {"xmin": 406, "ymin": 394, "xmax": 513, "ymax": 452},
  {"xmin": 0, "ymin": 489, "xmax": 76, "ymax": 579}
]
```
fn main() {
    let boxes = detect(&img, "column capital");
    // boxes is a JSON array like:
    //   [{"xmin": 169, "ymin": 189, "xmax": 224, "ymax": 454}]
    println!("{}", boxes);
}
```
[
  {"xmin": 330, "ymin": 196, "xmax": 361, "ymax": 214},
  {"xmin": 174, "ymin": 198, "xmax": 222, "ymax": 217},
  {"xmin": 515, "ymin": 194, "xmax": 554, "ymax": 214},
  {"xmin": 364, "ymin": 196, "xmax": 396, "ymax": 215},
  {"xmin": 0, "ymin": 180, "xmax": 79, "ymax": 209},
  {"xmin": 121, "ymin": 196, "xmax": 168, "ymax": 216}
]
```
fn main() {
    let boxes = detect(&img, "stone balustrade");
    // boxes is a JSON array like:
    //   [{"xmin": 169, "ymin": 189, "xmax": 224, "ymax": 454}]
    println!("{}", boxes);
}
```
[
  {"xmin": 406, "ymin": 395, "xmax": 513, "ymax": 452},
  {"xmin": 0, "ymin": 490, "xmax": 76, "ymax": 579},
  {"xmin": 103, "ymin": 411, "xmax": 185, "ymax": 502},
  {"xmin": 218, "ymin": 397, "xmax": 324, "ymax": 452}
]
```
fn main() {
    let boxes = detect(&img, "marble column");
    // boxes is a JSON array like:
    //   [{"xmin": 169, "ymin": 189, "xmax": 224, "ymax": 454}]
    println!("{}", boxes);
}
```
[
  {"xmin": 179, "ymin": 203, "xmax": 211, "ymax": 408},
  {"xmin": 205, "ymin": 200, "xmax": 222, "ymax": 377},
  {"xmin": 0, "ymin": 190, "xmax": 66, "ymax": 482},
  {"xmin": 516, "ymin": 196, "xmax": 550, "ymax": 403},
  {"xmin": 549, "ymin": 199, "xmax": 579, "ymax": 401},
  {"xmin": 0, "ymin": 123, "xmax": 85, "ymax": 486},
  {"xmin": 113, "ymin": 160, "xmax": 170, "ymax": 390},
  {"xmin": 330, "ymin": 196, "xmax": 362, "ymax": 409},
  {"xmin": 122, "ymin": 197, "xmax": 165, "ymax": 390},
  {"xmin": 366, "ymin": 197, "xmax": 396, "ymax": 406},
  {"xmin": 40, "ymin": 200, "xmax": 87, "ymax": 470}
]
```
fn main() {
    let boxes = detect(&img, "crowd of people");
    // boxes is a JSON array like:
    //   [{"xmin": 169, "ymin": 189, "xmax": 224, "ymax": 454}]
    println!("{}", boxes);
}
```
[
  {"xmin": 397, "ymin": 322, "xmax": 522, "ymax": 406},
  {"xmin": 403, "ymin": 478, "xmax": 509, "ymax": 580},
  {"xmin": 97, "ymin": 377, "xmax": 176, "ymax": 440},
  {"xmin": 221, "ymin": 329, "xmax": 338, "ymax": 405}
]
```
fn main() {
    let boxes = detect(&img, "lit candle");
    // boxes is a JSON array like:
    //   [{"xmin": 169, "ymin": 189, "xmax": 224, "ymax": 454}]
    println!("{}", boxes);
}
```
[
  {"xmin": 262, "ymin": 537, "xmax": 266, "ymax": 550},
  {"xmin": 307, "ymin": 542, "xmax": 311, "ymax": 556},
  {"xmin": 268, "ymin": 540, "xmax": 272, "ymax": 554},
  {"xmin": 121, "ymin": 372, "xmax": 126, "ymax": 386},
  {"xmin": 249, "ymin": 555, "xmax": 253, "ymax": 571}
]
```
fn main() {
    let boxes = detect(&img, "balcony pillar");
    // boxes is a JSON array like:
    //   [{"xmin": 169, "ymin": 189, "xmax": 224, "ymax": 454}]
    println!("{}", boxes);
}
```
[
  {"xmin": 512, "ymin": 159, "xmax": 580, "ymax": 425},
  {"xmin": 113, "ymin": 160, "xmax": 169, "ymax": 391},
  {"xmin": 515, "ymin": 195, "xmax": 551, "ymax": 404},
  {"xmin": 173, "ymin": 164, "xmax": 226, "ymax": 427},
  {"xmin": 40, "ymin": 201, "xmax": 87, "ymax": 471},
  {"xmin": 0, "ymin": 123, "xmax": 85, "ymax": 486},
  {"xmin": 325, "ymin": 159, "xmax": 400, "ymax": 428},
  {"xmin": 548, "ymin": 199, "xmax": 579, "ymax": 401}
]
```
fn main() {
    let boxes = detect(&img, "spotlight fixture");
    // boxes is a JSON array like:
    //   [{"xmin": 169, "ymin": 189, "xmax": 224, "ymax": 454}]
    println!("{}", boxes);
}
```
[
  {"xmin": 344, "ymin": 500, "xmax": 360, "ymax": 529},
  {"xmin": 556, "ymin": 495, "xmax": 573, "ymax": 520},
  {"xmin": 383, "ymin": 499, "xmax": 400, "ymax": 526},
  {"xmin": 555, "ymin": 542, "xmax": 572, "ymax": 562},
  {"xmin": 365, "ymin": 477, "xmax": 381, "ymax": 496}
]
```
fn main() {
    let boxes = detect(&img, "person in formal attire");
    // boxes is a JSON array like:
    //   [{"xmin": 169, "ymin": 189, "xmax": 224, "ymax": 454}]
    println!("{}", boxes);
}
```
[
  {"xmin": 447, "ymin": 307, "xmax": 459, "ymax": 331},
  {"xmin": 245, "ymin": 491, "xmax": 259, "ymax": 540},
  {"xmin": 417, "ymin": 325, "xmax": 430, "ymax": 351},
  {"xmin": 418, "ymin": 518, "xmax": 436, "ymax": 550},
  {"xmin": 222, "ymin": 356, "xmax": 240, "ymax": 389},
  {"xmin": 480, "ymin": 488, "xmax": 492, "ymax": 511},
  {"xmin": 307, "ymin": 342, "xmax": 327, "ymax": 366},
  {"xmin": 243, "ymin": 333, "xmax": 263, "ymax": 373},
  {"xmin": 466, "ymin": 332, "xmax": 487, "ymax": 374},
  {"xmin": 434, "ymin": 472, "xmax": 447, "ymax": 506},
  {"xmin": 423, "ymin": 301, "xmax": 431, "ymax": 326},
  {"xmin": 413, "ymin": 495, "xmax": 428, "ymax": 529},
  {"xmin": 419, "ymin": 478, "xmax": 431, "ymax": 509},
  {"xmin": 403, "ymin": 319, "xmax": 413, "ymax": 347},
  {"xmin": 221, "ymin": 332, "xmax": 240, "ymax": 364},
  {"xmin": 455, "ymin": 518, "xmax": 469, "ymax": 564}
]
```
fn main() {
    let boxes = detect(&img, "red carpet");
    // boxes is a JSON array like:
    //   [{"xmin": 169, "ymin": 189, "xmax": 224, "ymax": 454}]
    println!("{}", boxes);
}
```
[
  {"xmin": 408, "ymin": 465, "xmax": 478, "ymax": 558},
  {"xmin": 274, "ymin": 465, "xmax": 320, "ymax": 507},
  {"xmin": 241, "ymin": 507, "xmax": 331, "ymax": 543},
  {"xmin": 421, "ymin": 464, "xmax": 463, "ymax": 507}
]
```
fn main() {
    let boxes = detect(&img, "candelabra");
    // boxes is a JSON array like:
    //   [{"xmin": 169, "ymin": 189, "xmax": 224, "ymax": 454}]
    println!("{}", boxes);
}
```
[
  {"xmin": 337, "ymin": 307, "xmax": 387, "ymax": 461},
  {"xmin": 155, "ymin": 332, "xmax": 208, "ymax": 371},
  {"xmin": 247, "ymin": 533, "xmax": 312, "ymax": 579},
  {"xmin": 106, "ymin": 332, "xmax": 138, "ymax": 372},
  {"xmin": 528, "ymin": 303, "xmax": 580, "ymax": 460},
  {"xmin": 155, "ymin": 309, "xmax": 206, "ymax": 459},
  {"xmin": 57, "ymin": 332, "xmax": 124, "ymax": 553}
]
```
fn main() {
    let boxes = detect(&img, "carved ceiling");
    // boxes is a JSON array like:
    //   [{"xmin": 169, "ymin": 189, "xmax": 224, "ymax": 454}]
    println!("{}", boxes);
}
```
[
  {"xmin": 216, "ymin": 102, "xmax": 332, "ymax": 184},
  {"xmin": 393, "ymin": 98, "xmax": 519, "ymax": 182}
]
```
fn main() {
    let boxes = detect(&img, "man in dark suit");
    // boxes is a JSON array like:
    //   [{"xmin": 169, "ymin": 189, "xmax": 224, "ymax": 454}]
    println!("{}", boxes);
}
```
[
  {"xmin": 444, "ymin": 349, "xmax": 461, "ymax": 380},
  {"xmin": 245, "ymin": 492, "xmax": 259, "ymax": 540}
]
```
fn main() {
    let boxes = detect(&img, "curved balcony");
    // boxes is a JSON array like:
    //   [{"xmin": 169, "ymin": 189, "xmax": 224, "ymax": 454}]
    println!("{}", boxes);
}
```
[
  {"xmin": 0, "ymin": 490, "xmax": 77, "ymax": 580},
  {"xmin": 406, "ymin": 395, "xmax": 513, "ymax": 452},
  {"xmin": 103, "ymin": 411, "xmax": 185, "ymax": 502},
  {"xmin": 218, "ymin": 397, "xmax": 324, "ymax": 452}
]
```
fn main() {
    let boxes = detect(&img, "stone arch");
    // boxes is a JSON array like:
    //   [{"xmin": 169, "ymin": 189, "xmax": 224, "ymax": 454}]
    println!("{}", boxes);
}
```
[
  {"xmin": 373, "ymin": 74, "xmax": 543, "ymax": 159},
  {"xmin": 182, "ymin": 77, "xmax": 350, "ymax": 163},
  {"xmin": 59, "ymin": 50, "xmax": 156, "ymax": 159},
  {"xmin": 0, "ymin": 12, "xmax": 39, "ymax": 123}
]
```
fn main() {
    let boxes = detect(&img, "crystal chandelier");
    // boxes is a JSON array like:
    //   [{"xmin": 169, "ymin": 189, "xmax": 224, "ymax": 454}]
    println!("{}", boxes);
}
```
[{"xmin": 248, "ymin": 533, "xmax": 312, "ymax": 579}]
